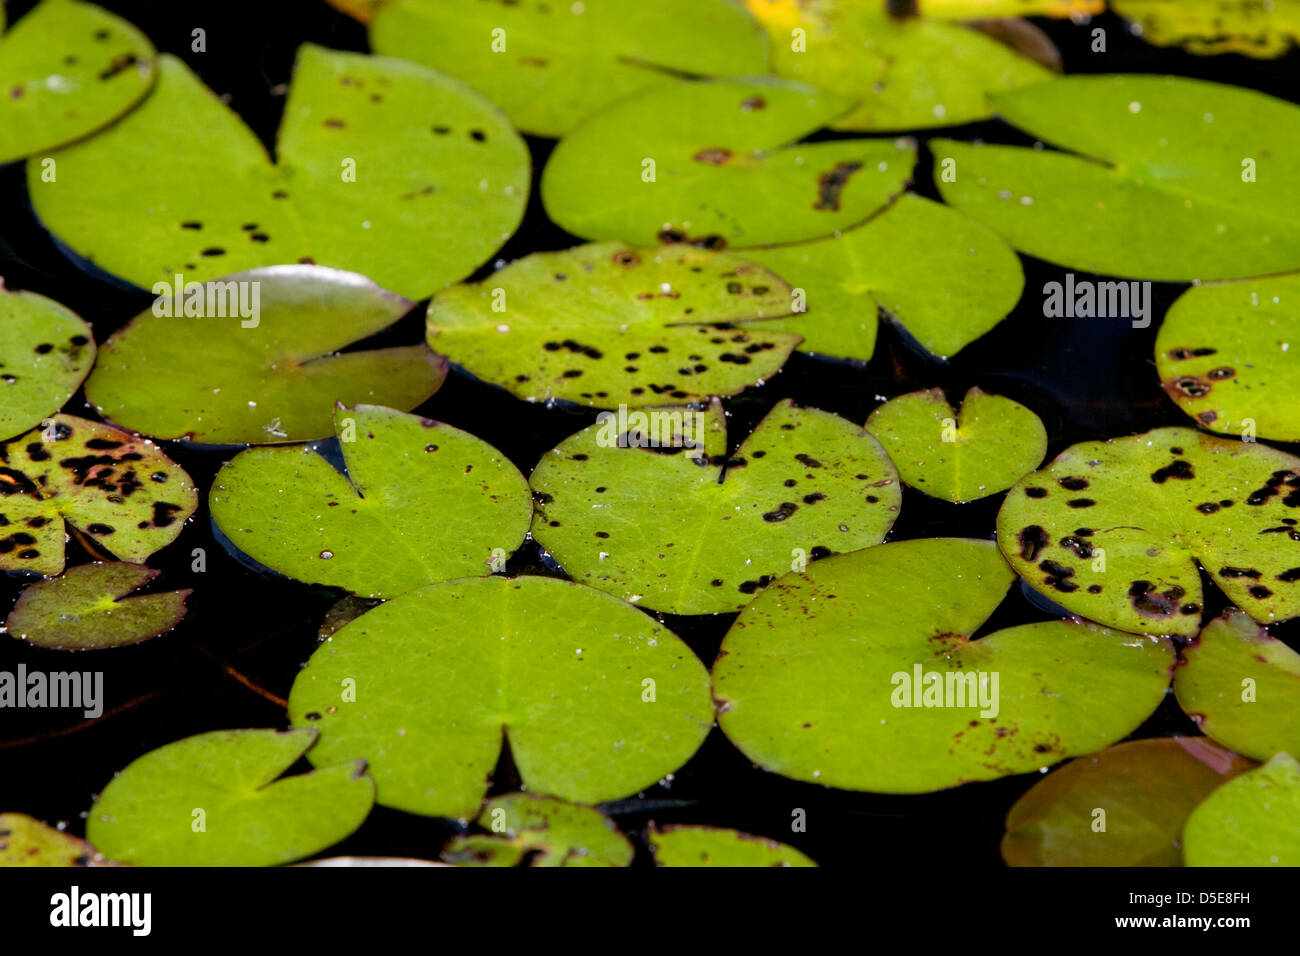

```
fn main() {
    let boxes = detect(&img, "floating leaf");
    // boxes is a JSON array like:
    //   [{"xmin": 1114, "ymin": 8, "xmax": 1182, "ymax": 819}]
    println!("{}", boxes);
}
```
[
  {"xmin": 287, "ymin": 576, "xmax": 713, "ymax": 819},
  {"xmin": 28, "ymin": 44, "xmax": 529, "ymax": 299},
  {"xmin": 210, "ymin": 405, "xmax": 531, "ymax": 599},
  {"xmin": 714, "ymin": 538, "xmax": 1175, "ymax": 792},
  {"xmin": 0, "ymin": 282, "xmax": 94, "ymax": 441},
  {"xmin": 371, "ymin": 0, "xmax": 769, "ymax": 138},
  {"xmin": 1174, "ymin": 610, "xmax": 1300, "ymax": 762},
  {"xmin": 86, "ymin": 728, "xmax": 375, "ymax": 867},
  {"xmin": 426, "ymin": 242, "xmax": 801, "ymax": 409},
  {"xmin": 743, "ymin": 194, "xmax": 1024, "ymax": 361},
  {"xmin": 649, "ymin": 824, "xmax": 816, "ymax": 867},
  {"xmin": 0, "ymin": 0, "xmax": 155, "ymax": 164},
  {"xmin": 865, "ymin": 387, "xmax": 1046, "ymax": 502},
  {"xmin": 85, "ymin": 265, "xmax": 445, "ymax": 444},
  {"xmin": 5, "ymin": 561, "xmax": 189, "ymax": 650},
  {"xmin": 530, "ymin": 399, "xmax": 901, "ymax": 615},
  {"xmin": 321, "ymin": 0, "xmax": 386, "ymax": 24},
  {"xmin": 919, "ymin": 1, "xmax": 1103, "ymax": 16},
  {"xmin": 442, "ymin": 793, "xmax": 634, "ymax": 867},
  {"xmin": 1154, "ymin": 274, "xmax": 1300, "ymax": 443},
  {"xmin": 935, "ymin": 76, "xmax": 1300, "ymax": 280},
  {"xmin": 1182, "ymin": 752, "xmax": 1300, "ymax": 866},
  {"xmin": 0, "ymin": 813, "xmax": 106, "ymax": 866},
  {"xmin": 0, "ymin": 414, "xmax": 198, "ymax": 576},
  {"xmin": 997, "ymin": 426, "xmax": 1300, "ymax": 637},
  {"xmin": 541, "ymin": 78, "xmax": 915, "ymax": 248},
  {"xmin": 1111, "ymin": 0, "xmax": 1300, "ymax": 58},
  {"xmin": 1002, "ymin": 737, "xmax": 1254, "ymax": 867}
]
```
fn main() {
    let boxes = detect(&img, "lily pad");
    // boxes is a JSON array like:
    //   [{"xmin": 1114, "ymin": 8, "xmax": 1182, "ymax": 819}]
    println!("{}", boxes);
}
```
[
  {"xmin": 742, "ymin": 0, "xmax": 1052, "ymax": 132},
  {"xmin": 85, "ymin": 265, "xmax": 445, "ymax": 444},
  {"xmin": 210, "ymin": 404, "xmax": 532, "ymax": 599},
  {"xmin": 997, "ymin": 426, "xmax": 1300, "ymax": 637},
  {"xmin": 27, "ymin": 44, "xmax": 529, "ymax": 300},
  {"xmin": 530, "ymin": 398, "xmax": 901, "ymax": 615},
  {"xmin": 1111, "ymin": 0, "xmax": 1300, "ymax": 58},
  {"xmin": 442, "ymin": 793, "xmax": 634, "ymax": 867},
  {"xmin": 0, "ymin": 813, "xmax": 106, "ymax": 866},
  {"xmin": 426, "ymin": 242, "xmax": 802, "ymax": 409},
  {"xmin": 1174, "ymin": 610, "xmax": 1300, "ymax": 762},
  {"xmin": 865, "ymin": 387, "xmax": 1047, "ymax": 502},
  {"xmin": 1182, "ymin": 752, "xmax": 1300, "ymax": 866},
  {"xmin": 742, "ymin": 194, "xmax": 1024, "ymax": 361},
  {"xmin": 0, "ymin": 282, "xmax": 95, "ymax": 441},
  {"xmin": 541, "ymin": 77, "xmax": 916, "ymax": 248},
  {"xmin": 0, "ymin": 0, "xmax": 155, "ymax": 165},
  {"xmin": 649, "ymin": 824, "xmax": 816, "ymax": 867},
  {"xmin": 5, "ymin": 561, "xmax": 190, "ymax": 650},
  {"xmin": 287, "ymin": 575, "xmax": 714, "ymax": 819},
  {"xmin": 935, "ymin": 75, "xmax": 1300, "ymax": 280},
  {"xmin": 1154, "ymin": 273, "xmax": 1300, "ymax": 443},
  {"xmin": 0, "ymin": 414, "xmax": 198, "ymax": 576},
  {"xmin": 87, "ymin": 728, "xmax": 374, "ymax": 867},
  {"xmin": 371, "ymin": 0, "xmax": 769, "ymax": 138},
  {"xmin": 714, "ymin": 538, "xmax": 1176, "ymax": 792},
  {"xmin": 1002, "ymin": 737, "xmax": 1254, "ymax": 867}
]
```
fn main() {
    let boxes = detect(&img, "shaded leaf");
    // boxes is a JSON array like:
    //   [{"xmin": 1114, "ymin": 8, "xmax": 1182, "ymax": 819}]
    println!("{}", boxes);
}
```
[
  {"xmin": 1183, "ymin": 752, "xmax": 1300, "ymax": 866},
  {"xmin": 1111, "ymin": 0, "xmax": 1300, "ymax": 58},
  {"xmin": 0, "ymin": 282, "xmax": 94, "ymax": 440},
  {"xmin": 918, "ymin": 0, "xmax": 1104, "ymax": 16},
  {"xmin": 649, "ymin": 824, "xmax": 816, "ymax": 867},
  {"xmin": 442, "ymin": 793, "xmax": 634, "ymax": 867},
  {"xmin": 0, "ymin": 812, "xmax": 107, "ymax": 866}
]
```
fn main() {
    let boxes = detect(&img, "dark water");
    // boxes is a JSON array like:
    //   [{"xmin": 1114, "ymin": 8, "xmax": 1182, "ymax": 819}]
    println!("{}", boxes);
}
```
[{"xmin": 1, "ymin": 0, "xmax": 1298, "ymax": 867}]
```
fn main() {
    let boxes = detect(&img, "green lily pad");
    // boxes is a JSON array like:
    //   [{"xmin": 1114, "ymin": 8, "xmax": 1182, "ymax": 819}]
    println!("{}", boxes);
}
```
[
  {"xmin": 5, "ymin": 561, "xmax": 190, "ymax": 650},
  {"xmin": 0, "ymin": 414, "xmax": 198, "ymax": 576},
  {"xmin": 287, "ymin": 575, "xmax": 714, "ymax": 819},
  {"xmin": 997, "ymin": 426, "xmax": 1300, "ymax": 638},
  {"xmin": 1002, "ymin": 737, "xmax": 1255, "ymax": 867},
  {"xmin": 1183, "ymin": 752, "xmax": 1300, "ymax": 866},
  {"xmin": 865, "ymin": 387, "xmax": 1047, "ymax": 502},
  {"xmin": 0, "ymin": 813, "xmax": 106, "ymax": 866},
  {"xmin": 530, "ymin": 398, "xmax": 901, "ymax": 615},
  {"xmin": 935, "ymin": 75, "xmax": 1300, "ymax": 280},
  {"xmin": 210, "ymin": 404, "xmax": 532, "ymax": 599},
  {"xmin": 426, "ymin": 242, "xmax": 802, "ymax": 409},
  {"xmin": 85, "ymin": 265, "xmax": 445, "ymax": 444},
  {"xmin": 742, "ymin": 0, "xmax": 1052, "ymax": 132},
  {"xmin": 28, "ymin": 44, "xmax": 529, "ymax": 300},
  {"xmin": 371, "ymin": 0, "xmax": 769, "ymax": 138},
  {"xmin": 1174, "ymin": 610, "xmax": 1300, "ymax": 762},
  {"xmin": 0, "ymin": 0, "xmax": 155, "ymax": 165},
  {"xmin": 541, "ymin": 77, "xmax": 916, "ymax": 248},
  {"xmin": 742, "ymin": 194, "xmax": 1024, "ymax": 361},
  {"xmin": 0, "ymin": 282, "xmax": 94, "ymax": 441},
  {"xmin": 87, "ymin": 728, "xmax": 374, "ymax": 867},
  {"xmin": 1154, "ymin": 273, "xmax": 1300, "ymax": 443},
  {"xmin": 714, "ymin": 537, "xmax": 1176, "ymax": 792},
  {"xmin": 1112, "ymin": 0, "xmax": 1300, "ymax": 58},
  {"xmin": 649, "ymin": 824, "xmax": 816, "ymax": 867},
  {"xmin": 442, "ymin": 793, "xmax": 634, "ymax": 867}
]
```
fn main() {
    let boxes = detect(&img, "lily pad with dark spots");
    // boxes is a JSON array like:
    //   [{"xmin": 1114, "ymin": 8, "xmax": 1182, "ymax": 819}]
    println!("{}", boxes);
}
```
[
  {"xmin": 714, "ymin": 538, "xmax": 1176, "ymax": 792},
  {"xmin": 0, "ymin": 812, "xmax": 107, "ymax": 866},
  {"xmin": 1182, "ymin": 752, "xmax": 1300, "ymax": 866},
  {"xmin": 997, "ymin": 426, "xmax": 1300, "ymax": 637},
  {"xmin": 441, "ymin": 793, "xmax": 634, "ymax": 867},
  {"xmin": 0, "ymin": 414, "xmax": 198, "ymax": 576},
  {"xmin": 541, "ymin": 77, "xmax": 915, "ymax": 248},
  {"xmin": 530, "ymin": 398, "xmax": 901, "ymax": 614},
  {"xmin": 5, "ymin": 561, "xmax": 190, "ymax": 650},
  {"xmin": 1111, "ymin": 0, "xmax": 1300, "ymax": 58},
  {"xmin": 0, "ymin": 281, "xmax": 95, "ymax": 441},
  {"xmin": 649, "ymin": 824, "xmax": 816, "ymax": 867},
  {"xmin": 210, "ymin": 405, "xmax": 532, "ymax": 599}
]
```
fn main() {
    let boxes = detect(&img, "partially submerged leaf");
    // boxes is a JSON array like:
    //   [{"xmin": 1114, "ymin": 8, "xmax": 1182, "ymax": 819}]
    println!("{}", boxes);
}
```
[
  {"xmin": 0, "ymin": 414, "xmax": 198, "ymax": 576},
  {"xmin": 426, "ymin": 243, "xmax": 801, "ymax": 409},
  {"xmin": 371, "ymin": 0, "xmax": 769, "ymax": 138},
  {"xmin": 649, "ymin": 824, "xmax": 816, "ymax": 867},
  {"xmin": 936, "ymin": 75, "xmax": 1300, "ymax": 280},
  {"xmin": 1182, "ymin": 752, "xmax": 1300, "ymax": 866},
  {"xmin": 541, "ymin": 78, "xmax": 915, "ymax": 247},
  {"xmin": 288, "ymin": 575, "xmax": 714, "ymax": 819},
  {"xmin": 0, "ymin": 813, "xmax": 106, "ymax": 866},
  {"xmin": 530, "ymin": 399, "xmax": 901, "ymax": 614},
  {"xmin": 87, "ymin": 728, "xmax": 375, "ymax": 867},
  {"xmin": 997, "ymin": 426, "xmax": 1300, "ymax": 637},
  {"xmin": 442, "ymin": 793, "xmax": 634, "ymax": 867},
  {"xmin": 1174, "ymin": 610, "xmax": 1300, "ymax": 762},
  {"xmin": 85, "ymin": 265, "xmax": 445, "ymax": 444},
  {"xmin": 28, "ymin": 45, "xmax": 529, "ymax": 299},
  {"xmin": 210, "ymin": 405, "xmax": 532, "ymax": 599},
  {"xmin": 714, "ymin": 538, "xmax": 1176, "ymax": 792},
  {"xmin": 1001, "ymin": 737, "xmax": 1254, "ymax": 867},
  {"xmin": 1111, "ymin": 0, "xmax": 1300, "ymax": 58},
  {"xmin": 5, "ymin": 561, "xmax": 190, "ymax": 650},
  {"xmin": 865, "ymin": 387, "xmax": 1047, "ymax": 502},
  {"xmin": 0, "ymin": 283, "xmax": 94, "ymax": 441}
]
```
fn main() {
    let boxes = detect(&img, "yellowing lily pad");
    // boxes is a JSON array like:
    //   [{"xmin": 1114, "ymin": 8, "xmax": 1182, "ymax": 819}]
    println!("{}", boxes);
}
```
[
  {"xmin": 0, "ymin": 282, "xmax": 94, "ymax": 441},
  {"xmin": 442, "ymin": 793, "xmax": 634, "ymax": 867},
  {"xmin": 1112, "ymin": 0, "xmax": 1300, "ymax": 58},
  {"xmin": 649, "ymin": 824, "xmax": 816, "ymax": 867},
  {"xmin": 0, "ymin": 812, "xmax": 106, "ymax": 866},
  {"xmin": 1182, "ymin": 752, "xmax": 1300, "ymax": 866}
]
